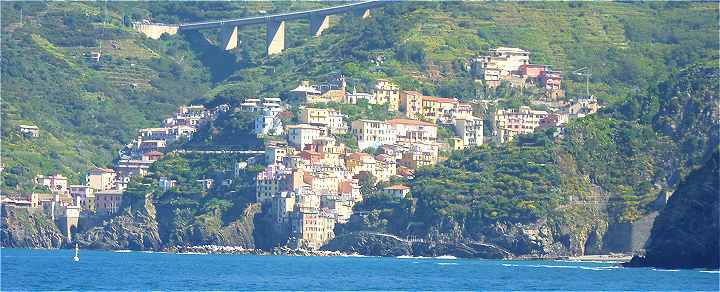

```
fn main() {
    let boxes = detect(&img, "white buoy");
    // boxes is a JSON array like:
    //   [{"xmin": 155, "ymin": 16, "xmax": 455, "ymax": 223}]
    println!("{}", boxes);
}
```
[{"xmin": 74, "ymin": 243, "xmax": 80, "ymax": 262}]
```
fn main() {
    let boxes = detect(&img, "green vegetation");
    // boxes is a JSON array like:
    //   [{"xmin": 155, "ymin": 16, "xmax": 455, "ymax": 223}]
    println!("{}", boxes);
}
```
[
  {"xmin": 2, "ymin": 1, "xmax": 718, "ymax": 254},
  {"xmin": 345, "ymin": 63, "xmax": 718, "ymax": 240},
  {"xmin": 1, "ymin": 2, "xmax": 212, "ymax": 191}
]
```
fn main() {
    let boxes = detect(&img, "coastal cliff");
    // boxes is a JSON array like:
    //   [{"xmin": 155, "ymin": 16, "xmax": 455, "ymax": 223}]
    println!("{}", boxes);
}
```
[
  {"xmin": 78, "ymin": 197, "xmax": 162, "ymax": 250},
  {"xmin": 0, "ymin": 205, "xmax": 65, "ymax": 248},
  {"xmin": 624, "ymin": 152, "xmax": 719, "ymax": 269}
]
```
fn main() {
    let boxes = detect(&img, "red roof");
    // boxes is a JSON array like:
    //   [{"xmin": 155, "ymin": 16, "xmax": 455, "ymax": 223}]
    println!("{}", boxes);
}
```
[
  {"xmin": 387, "ymin": 118, "xmax": 436, "ymax": 127},
  {"xmin": 91, "ymin": 167, "xmax": 115, "ymax": 173},
  {"xmin": 402, "ymin": 90, "xmax": 423, "ymax": 96},
  {"xmin": 422, "ymin": 96, "xmax": 458, "ymax": 104},
  {"xmin": 384, "ymin": 184, "xmax": 410, "ymax": 190},
  {"xmin": 347, "ymin": 152, "xmax": 373, "ymax": 161}
]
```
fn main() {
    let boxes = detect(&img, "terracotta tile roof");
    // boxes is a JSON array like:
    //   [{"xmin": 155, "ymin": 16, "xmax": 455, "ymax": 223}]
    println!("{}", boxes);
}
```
[
  {"xmin": 91, "ymin": 167, "xmax": 115, "ymax": 173},
  {"xmin": 347, "ymin": 152, "xmax": 373, "ymax": 161},
  {"xmin": 384, "ymin": 184, "xmax": 410, "ymax": 190},
  {"xmin": 387, "ymin": 118, "xmax": 436, "ymax": 127},
  {"xmin": 402, "ymin": 90, "xmax": 423, "ymax": 96},
  {"xmin": 422, "ymin": 96, "xmax": 458, "ymax": 104}
]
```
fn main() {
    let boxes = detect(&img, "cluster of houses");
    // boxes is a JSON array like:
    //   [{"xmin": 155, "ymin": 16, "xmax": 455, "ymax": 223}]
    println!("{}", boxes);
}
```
[
  {"xmin": 3, "ymin": 104, "xmax": 228, "ymax": 240},
  {"xmin": 114, "ymin": 104, "xmax": 229, "ymax": 188},
  {"xmin": 4, "ymin": 50, "xmax": 600, "ymax": 248},
  {"xmin": 244, "ymin": 76, "xmax": 490, "ymax": 249},
  {"xmin": 472, "ymin": 47, "xmax": 565, "ymax": 99}
]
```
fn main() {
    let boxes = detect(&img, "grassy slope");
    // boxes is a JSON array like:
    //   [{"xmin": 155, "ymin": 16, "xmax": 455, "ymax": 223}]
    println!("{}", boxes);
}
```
[
  {"xmin": 2, "ymin": 2, "xmax": 716, "ymax": 190},
  {"xmin": 1, "ymin": 2, "xmax": 213, "ymax": 188}
]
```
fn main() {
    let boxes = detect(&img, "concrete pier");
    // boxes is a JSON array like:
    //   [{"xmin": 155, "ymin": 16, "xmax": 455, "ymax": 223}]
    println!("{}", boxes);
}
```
[
  {"xmin": 267, "ymin": 20, "xmax": 285, "ymax": 56},
  {"xmin": 354, "ymin": 8, "xmax": 371, "ymax": 19},
  {"xmin": 309, "ymin": 14, "xmax": 330, "ymax": 37},
  {"xmin": 221, "ymin": 26, "xmax": 239, "ymax": 50}
]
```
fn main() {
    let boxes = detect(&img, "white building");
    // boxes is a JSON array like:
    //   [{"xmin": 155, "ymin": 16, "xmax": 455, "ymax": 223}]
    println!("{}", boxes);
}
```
[
  {"xmin": 287, "ymin": 124, "xmax": 328, "ymax": 150},
  {"xmin": 351, "ymin": 119, "xmax": 396, "ymax": 150},
  {"xmin": 299, "ymin": 108, "xmax": 347, "ymax": 134},
  {"xmin": 387, "ymin": 118, "xmax": 437, "ymax": 144},
  {"xmin": 454, "ymin": 117, "xmax": 484, "ymax": 147},
  {"xmin": 494, "ymin": 106, "xmax": 548, "ymax": 143},
  {"xmin": 254, "ymin": 108, "xmax": 284, "ymax": 136}
]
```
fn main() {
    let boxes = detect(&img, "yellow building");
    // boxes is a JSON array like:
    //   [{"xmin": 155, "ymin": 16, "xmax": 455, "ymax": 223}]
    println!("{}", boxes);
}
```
[
  {"xmin": 421, "ymin": 96, "xmax": 459, "ymax": 123},
  {"xmin": 371, "ymin": 79, "xmax": 400, "ymax": 112},
  {"xmin": 86, "ymin": 168, "xmax": 116, "ymax": 192},
  {"xmin": 400, "ymin": 90, "xmax": 423, "ymax": 118},
  {"xmin": 291, "ymin": 210, "xmax": 336, "ymax": 250}
]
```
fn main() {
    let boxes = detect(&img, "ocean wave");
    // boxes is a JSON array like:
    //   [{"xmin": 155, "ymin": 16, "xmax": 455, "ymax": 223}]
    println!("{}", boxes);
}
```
[
  {"xmin": 437, "ymin": 262, "xmax": 458, "ymax": 265},
  {"xmin": 699, "ymin": 270, "xmax": 720, "ymax": 273},
  {"xmin": 396, "ymin": 255, "xmax": 432, "ymax": 259},
  {"xmin": 434, "ymin": 255, "xmax": 457, "ymax": 260},
  {"xmin": 652, "ymin": 268, "xmax": 680, "ymax": 272},
  {"xmin": 555, "ymin": 259, "xmax": 624, "ymax": 264},
  {"xmin": 178, "ymin": 252, "xmax": 208, "ymax": 255},
  {"xmin": 113, "ymin": 250, "xmax": 132, "ymax": 253},
  {"xmin": 340, "ymin": 253, "xmax": 377, "ymax": 258},
  {"xmin": 503, "ymin": 263, "xmax": 617, "ymax": 271}
]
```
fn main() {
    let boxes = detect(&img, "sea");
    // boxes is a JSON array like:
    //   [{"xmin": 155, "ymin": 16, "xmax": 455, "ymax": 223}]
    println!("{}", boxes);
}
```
[{"xmin": 1, "ymin": 248, "xmax": 718, "ymax": 290}]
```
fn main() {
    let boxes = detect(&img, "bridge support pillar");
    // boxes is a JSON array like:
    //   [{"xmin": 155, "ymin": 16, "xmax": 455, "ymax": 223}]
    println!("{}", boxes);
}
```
[
  {"xmin": 309, "ymin": 14, "xmax": 330, "ymax": 37},
  {"xmin": 354, "ymin": 8, "xmax": 371, "ymax": 19},
  {"xmin": 220, "ymin": 26, "xmax": 239, "ymax": 51},
  {"xmin": 267, "ymin": 20, "xmax": 285, "ymax": 56}
]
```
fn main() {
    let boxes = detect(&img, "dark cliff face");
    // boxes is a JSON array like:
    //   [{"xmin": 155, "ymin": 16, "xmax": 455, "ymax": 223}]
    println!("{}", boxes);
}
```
[
  {"xmin": 1, "ymin": 206, "xmax": 65, "ymax": 248},
  {"xmin": 77, "ymin": 199, "xmax": 260, "ymax": 251},
  {"xmin": 78, "ymin": 198, "xmax": 163, "ymax": 250},
  {"xmin": 625, "ymin": 151, "xmax": 719, "ymax": 269}
]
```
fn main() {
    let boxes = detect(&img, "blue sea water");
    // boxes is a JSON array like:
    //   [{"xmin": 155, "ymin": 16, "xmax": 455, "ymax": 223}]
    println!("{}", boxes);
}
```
[{"xmin": 1, "ymin": 248, "xmax": 718, "ymax": 290}]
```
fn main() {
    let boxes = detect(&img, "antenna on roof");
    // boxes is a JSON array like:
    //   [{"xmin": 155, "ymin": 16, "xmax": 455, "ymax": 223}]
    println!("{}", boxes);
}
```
[{"xmin": 572, "ymin": 67, "xmax": 592, "ymax": 98}]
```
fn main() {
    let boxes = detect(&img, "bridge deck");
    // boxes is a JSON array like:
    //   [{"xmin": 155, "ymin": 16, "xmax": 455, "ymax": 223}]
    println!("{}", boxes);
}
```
[{"xmin": 179, "ymin": 1, "xmax": 381, "ymax": 30}]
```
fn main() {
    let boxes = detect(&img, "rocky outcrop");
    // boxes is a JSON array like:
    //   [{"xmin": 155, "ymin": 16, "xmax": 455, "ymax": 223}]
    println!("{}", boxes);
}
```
[
  {"xmin": 0, "ymin": 206, "xmax": 65, "ymax": 248},
  {"xmin": 322, "ymin": 232, "xmax": 412, "ymax": 256},
  {"xmin": 624, "ymin": 151, "xmax": 719, "ymax": 269},
  {"xmin": 78, "ymin": 197, "xmax": 162, "ymax": 250},
  {"xmin": 208, "ymin": 203, "xmax": 260, "ymax": 249},
  {"xmin": 412, "ymin": 241, "xmax": 511, "ymax": 259},
  {"xmin": 322, "ymin": 232, "xmax": 512, "ymax": 259}
]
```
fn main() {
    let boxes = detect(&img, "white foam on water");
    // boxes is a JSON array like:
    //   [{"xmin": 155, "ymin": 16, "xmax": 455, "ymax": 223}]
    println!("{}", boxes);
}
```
[
  {"xmin": 652, "ymin": 268, "xmax": 680, "ymax": 272},
  {"xmin": 178, "ymin": 252, "xmax": 207, "ymax": 255},
  {"xmin": 396, "ymin": 255, "xmax": 432, "ymax": 259},
  {"xmin": 437, "ymin": 262, "xmax": 458, "ymax": 265},
  {"xmin": 699, "ymin": 270, "xmax": 720, "ymax": 274},
  {"xmin": 435, "ymin": 255, "xmax": 457, "ymax": 260},
  {"xmin": 341, "ymin": 254, "xmax": 378, "ymax": 258},
  {"xmin": 113, "ymin": 250, "xmax": 132, "ymax": 253},
  {"xmin": 503, "ymin": 263, "xmax": 617, "ymax": 271}
]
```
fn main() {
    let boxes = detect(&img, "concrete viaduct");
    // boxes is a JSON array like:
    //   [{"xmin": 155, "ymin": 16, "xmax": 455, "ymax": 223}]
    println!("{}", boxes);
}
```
[{"xmin": 133, "ymin": 1, "xmax": 383, "ymax": 56}]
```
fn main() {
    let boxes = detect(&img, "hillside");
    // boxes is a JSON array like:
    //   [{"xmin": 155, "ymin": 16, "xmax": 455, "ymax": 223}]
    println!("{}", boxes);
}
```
[
  {"xmin": 1, "ymin": 2, "xmax": 212, "ymax": 190},
  {"xmin": 1, "ymin": 2, "xmax": 718, "ymax": 258},
  {"xmin": 2, "ymin": 2, "xmax": 716, "ymax": 190}
]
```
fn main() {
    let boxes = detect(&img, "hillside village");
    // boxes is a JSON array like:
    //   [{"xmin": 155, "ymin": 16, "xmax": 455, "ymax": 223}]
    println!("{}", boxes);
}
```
[{"xmin": 4, "ymin": 47, "xmax": 600, "ymax": 250}]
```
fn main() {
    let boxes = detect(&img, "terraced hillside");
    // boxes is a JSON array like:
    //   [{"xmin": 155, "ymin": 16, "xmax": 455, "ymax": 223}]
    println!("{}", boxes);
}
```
[{"xmin": 1, "ymin": 1, "xmax": 717, "ymax": 193}]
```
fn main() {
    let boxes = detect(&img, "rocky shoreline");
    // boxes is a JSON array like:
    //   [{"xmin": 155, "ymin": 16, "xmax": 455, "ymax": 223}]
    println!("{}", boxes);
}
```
[
  {"xmin": 163, "ymin": 245, "xmax": 350, "ymax": 257},
  {"xmin": 4, "ymin": 243, "xmax": 634, "ymax": 263}
]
